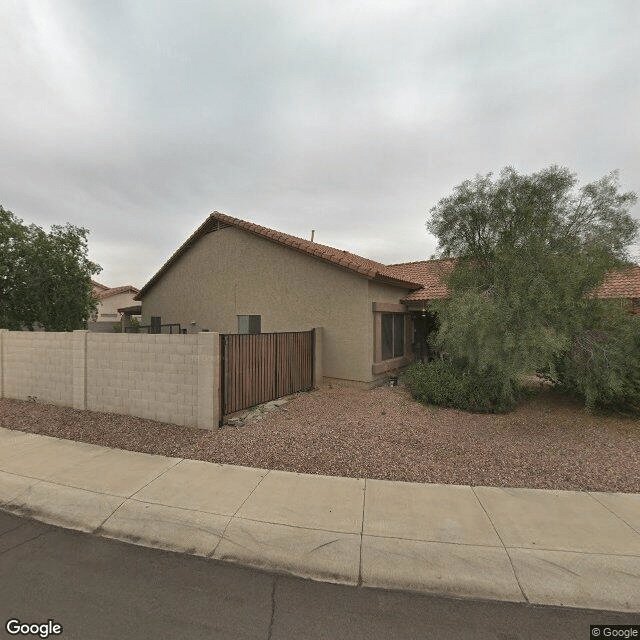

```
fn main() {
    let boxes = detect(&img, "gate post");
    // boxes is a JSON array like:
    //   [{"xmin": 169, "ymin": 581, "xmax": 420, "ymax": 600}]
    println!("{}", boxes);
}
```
[
  {"xmin": 197, "ymin": 331, "xmax": 221, "ymax": 430},
  {"xmin": 313, "ymin": 327, "xmax": 323, "ymax": 388}
]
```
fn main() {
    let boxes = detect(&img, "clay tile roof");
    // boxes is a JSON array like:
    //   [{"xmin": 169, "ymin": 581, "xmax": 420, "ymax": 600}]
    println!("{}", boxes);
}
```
[
  {"xmin": 388, "ymin": 259, "xmax": 640, "ymax": 303},
  {"xmin": 385, "ymin": 259, "xmax": 456, "ymax": 302},
  {"xmin": 136, "ymin": 211, "xmax": 422, "ymax": 299},
  {"xmin": 98, "ymin": 285, "xmax": 140, "ymax": 300},
  {"xmin": 590, "ymin": 265, "xmax": 640, "ymax": 299}
]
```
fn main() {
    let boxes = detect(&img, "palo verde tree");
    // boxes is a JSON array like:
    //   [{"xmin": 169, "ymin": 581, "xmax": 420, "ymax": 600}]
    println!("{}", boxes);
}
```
[
  {"xmin": 0, "ymin": 205, "xmax": 102, "ymax": 331},
  {"xmin": 405, "ymin": 166, "xmax": 639, "ymax": 412}
]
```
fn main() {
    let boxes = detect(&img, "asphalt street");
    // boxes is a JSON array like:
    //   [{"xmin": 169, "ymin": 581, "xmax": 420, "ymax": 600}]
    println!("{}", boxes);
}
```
[{"xmin": 0, "ymin": 511, "xmax": 637, "ymax": 640}]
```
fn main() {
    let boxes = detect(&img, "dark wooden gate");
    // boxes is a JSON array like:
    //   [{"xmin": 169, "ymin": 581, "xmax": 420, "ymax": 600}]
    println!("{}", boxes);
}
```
[{"xmin": 221, "ymin": 330, "xmax": 315, "ymax": 417}]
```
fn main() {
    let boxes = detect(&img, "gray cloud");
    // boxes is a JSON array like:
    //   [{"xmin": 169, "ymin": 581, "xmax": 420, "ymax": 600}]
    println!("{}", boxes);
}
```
[{"xmin": 1, "ymin": 0, "xmax": 638, "ymax": 286}]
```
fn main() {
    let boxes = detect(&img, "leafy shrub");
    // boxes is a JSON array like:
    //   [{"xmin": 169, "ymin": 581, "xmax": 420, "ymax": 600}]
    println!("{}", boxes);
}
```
[
  {"xmin": 403, "ymin": 359, "xmax": 523, "ymax": 413},
  {"xmin": 127, "ymin": 316, "xmax": 142, "ymax": 333},
  {"xmin": 545, "ymin": 311, "xmax": 640, "ymax": 413},
  {"xmin": 430, "ymin": 291, "xmax": 566, "ymax": 383}
]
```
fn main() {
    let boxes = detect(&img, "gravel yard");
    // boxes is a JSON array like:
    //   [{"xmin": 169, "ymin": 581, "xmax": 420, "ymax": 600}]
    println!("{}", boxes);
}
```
[{"xmin": 1, "ymin": 384, "xmax": 639, "ymax": 492}]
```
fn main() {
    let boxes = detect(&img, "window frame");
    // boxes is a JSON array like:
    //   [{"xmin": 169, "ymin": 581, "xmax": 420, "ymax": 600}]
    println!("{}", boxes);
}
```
[
  {"xmin": 237, "ymin": 315, "xmax": 261, "ymax": 334},
  {"xmin": 372, "ymin": 302, "xmax": 411, "ymax": 374}
]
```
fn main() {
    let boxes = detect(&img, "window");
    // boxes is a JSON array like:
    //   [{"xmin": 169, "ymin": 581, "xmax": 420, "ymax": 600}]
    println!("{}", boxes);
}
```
[
  {"xmin": 238, "ymin": 315, "xmax": 261, "ymax": 334},
  {"xmin": 381, "ymin": 313, "xmax": 404, "ymax": 360},
  {"xmin": 372, "ymin": 303, "xmax": 409, "ymax": 373}
]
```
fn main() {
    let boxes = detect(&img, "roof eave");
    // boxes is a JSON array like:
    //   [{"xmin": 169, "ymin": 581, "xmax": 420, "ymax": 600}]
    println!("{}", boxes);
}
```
[
  {"xmin": 118, "ymin": 304, "xmax": 142, "ymax": 314},
  {"xmin": 374, "ymin": 275, "xmax": 424, "ymax": 289}
]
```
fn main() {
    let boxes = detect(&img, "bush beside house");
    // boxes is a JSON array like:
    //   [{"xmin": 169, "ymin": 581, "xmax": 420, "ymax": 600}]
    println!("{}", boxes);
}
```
[
  {"xmin": 545, "ymin": 302, "xmax": 640, "ymax": 413},
  {"xmin": 403, "ymin": 359, "xmax": 524, "ymax": 413}
]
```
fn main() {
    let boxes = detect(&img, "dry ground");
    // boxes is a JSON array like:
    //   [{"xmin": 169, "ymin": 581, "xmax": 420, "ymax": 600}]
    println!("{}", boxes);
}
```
[{"xmin": 1, "ymin": 385, "xmax": 638, "ymax": 492}]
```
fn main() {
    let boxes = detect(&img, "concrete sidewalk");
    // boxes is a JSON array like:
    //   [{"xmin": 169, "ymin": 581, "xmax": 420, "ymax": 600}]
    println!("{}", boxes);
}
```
[{"xmin": 0, "ymin": 427, "xmax": 639, "ymax": 613}]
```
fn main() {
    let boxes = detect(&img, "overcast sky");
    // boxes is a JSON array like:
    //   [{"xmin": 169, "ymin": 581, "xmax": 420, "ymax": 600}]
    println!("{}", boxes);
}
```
[{"xmin": 1, "ymin": 0, "xmax": 638, "ymax": 287}]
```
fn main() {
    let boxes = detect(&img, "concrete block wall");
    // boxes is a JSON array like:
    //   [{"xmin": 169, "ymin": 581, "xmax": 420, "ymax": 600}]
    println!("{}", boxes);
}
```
[
  {"xmin": 85, "ymin": 333, "xmax": 201, "ymax": 427},
  {"xmin": 0, "ymin": 330, "xmax": 221, "ymax": 430},
  {"xmin": 1, "ymin": 330, "xmax": 74, "ymax": 406}
]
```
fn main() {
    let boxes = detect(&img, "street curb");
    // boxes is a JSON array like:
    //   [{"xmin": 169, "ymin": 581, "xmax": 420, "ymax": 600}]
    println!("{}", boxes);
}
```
[{"xmin": 1, "ymin": 433, "xmax": 640, "ymax": 613}]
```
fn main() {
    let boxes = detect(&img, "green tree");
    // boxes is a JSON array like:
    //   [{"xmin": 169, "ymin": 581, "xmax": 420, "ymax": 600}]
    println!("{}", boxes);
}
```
[
  {"xmin": 409, "ymin": 166, "xmax": 639, "ymax": 412},
  {"xmin": 0, "ymin": 205, "xmax": 102, "ymax": 331}
]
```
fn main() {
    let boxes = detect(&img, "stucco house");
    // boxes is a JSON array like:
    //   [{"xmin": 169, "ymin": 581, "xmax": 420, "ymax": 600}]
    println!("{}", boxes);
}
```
[
  {"xmin": 90, "ymin": 281, "xmax": 140, "ymax": 332},
  {"xmin": 135, "ymin": 213, "xmax": 429, "ymax": 386},
  {"xmin": 135, "ymin": 212, "xmax": 640, "ymax": 385}
]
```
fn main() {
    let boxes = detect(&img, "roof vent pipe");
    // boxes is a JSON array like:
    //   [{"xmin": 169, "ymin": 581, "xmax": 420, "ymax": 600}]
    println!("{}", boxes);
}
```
[{"xmin": 310, "ymin": 230, "xmax": 315, "ymax": 242}]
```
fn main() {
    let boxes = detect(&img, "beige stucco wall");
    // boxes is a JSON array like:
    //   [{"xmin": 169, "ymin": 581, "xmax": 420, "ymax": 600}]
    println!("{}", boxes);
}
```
[
  {"xmin": 367, "ymin": 280, "xmax": 412, "ymax": 304},
  {"xmin": 2, "ymin": 331, "xmax": 74, "ymax": 405},
  {"xmin": 141, "ymin": 228, "xmax": 409, "ymax": 383}
]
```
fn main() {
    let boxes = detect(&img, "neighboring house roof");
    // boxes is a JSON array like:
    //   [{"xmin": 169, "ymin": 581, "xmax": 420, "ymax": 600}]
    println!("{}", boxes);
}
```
[
  {"xmin": 591, "ymin": 265, "xmax": 640, "ymax": 300},
  {"xmin": 135, "ymin": 212, "xmax": 423, "ymax": 300},
  {"xmin": 392, "ymin": 259, "xmax": 640, "ymax": 303},
  {"xmin": 91, "ymin": 280, "xmax": 109, "ymax": 292},
  {"xmin": 97, "ymin": 285, "xmax": 140, "ymax": 300}
]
